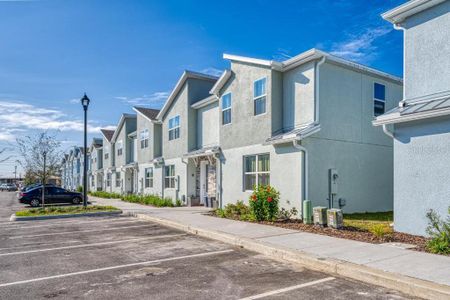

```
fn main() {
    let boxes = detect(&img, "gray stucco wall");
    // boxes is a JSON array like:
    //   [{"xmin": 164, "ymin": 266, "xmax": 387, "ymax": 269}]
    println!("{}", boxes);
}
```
[
  {"xmin": 403, "ymin": 1, "xmax": 450, "ymax": 99},
  {"xmin": 136, "ymin": 114, "xmax": 154, "ymax": 163},
  {"xmin": 162, "ymin": 85, "xmax": 188, "ymax": 159},
  {"xmin": 102, "ymin": 137, "xmax": 112, "ymax": 169},
  {"xmin": 393, "ymin": 116, "xmax": 450, "ymax": 236},
  {"xmin": 220, "ymin": 62, "xmax": 274, "ymax": 150},
  {"xmin": 197, "ymin": 101, "xmax": 220, "ymax": 148},
  {"xmin": 282, "ymin": 62, "xmax": 315, "ymax": 131}
]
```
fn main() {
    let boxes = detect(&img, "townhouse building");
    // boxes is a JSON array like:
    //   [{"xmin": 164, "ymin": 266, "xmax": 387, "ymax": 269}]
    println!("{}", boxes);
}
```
[
  {"xmin": 60, "ymin": 146, "xmax": 89, "ymax": 191},
  {"xmin": 100, "ymin": 129, "xmax": 115, "ymax": 193},
  {"xmin": 88, "ymin": 138, "xmax": 103, "ymax": 191},
  {"xmin": 374, "ymin": 0, "xmax": 449, "ymax": 235},
  {"xmin": 109, "ymin": 114, "xmax": 137, "ymax": 194},
  {"xmin": 132, "ymin": 107, "xmax": 162, "ymax": 195},
  {"xmin": 64, "ymin": 48, "xmax": 403, "ymax": 217}
]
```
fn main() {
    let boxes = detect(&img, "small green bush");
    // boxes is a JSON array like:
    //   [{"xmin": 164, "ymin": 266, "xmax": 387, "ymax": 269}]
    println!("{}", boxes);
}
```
[
  {"xmin": 88, "ymin": 191, "xmax": 122, "ymax": 199},
  {"xmin": 175, "ymin": 199, "xmax": 182, "ymax": 207},
  {"xmin": 277, "ymin": 207, "xmax": 299, "ymax": 220},
  {"xmin": 76, "ymin": 186, "xmax": 83, "ymax": 192},
  {"xmin": 426, "ymin": 208, "xmax": 450, "ymax": 254},
  {"xmin": 249, "ymin": 185, "xmax": 280, "ymax": 221},
  {"xmin": 120, "ymin": 194, "xmax": 175, "ymax": 207},
  {"xmin": 369, "ymin": 223, "xmax": 390, "ymax": 239}
]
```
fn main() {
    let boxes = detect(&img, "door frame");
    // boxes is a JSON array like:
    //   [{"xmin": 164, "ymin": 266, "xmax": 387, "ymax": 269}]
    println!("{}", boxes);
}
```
[{"xmin": 200, "ymin": 160, "xmax": 208, "ymax": 204}]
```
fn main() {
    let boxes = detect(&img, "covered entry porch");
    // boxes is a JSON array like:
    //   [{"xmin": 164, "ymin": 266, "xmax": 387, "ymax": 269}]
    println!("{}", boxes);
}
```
[{"xmin": 184, "ymin": 146, "xmax": 221, "ymax": 208}]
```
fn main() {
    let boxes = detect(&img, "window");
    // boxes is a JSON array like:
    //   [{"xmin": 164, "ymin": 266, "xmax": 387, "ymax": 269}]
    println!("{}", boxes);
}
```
[
  {"xmin": 140, "ymin": 129, "xmax": 149, "ymax": 148},
  {"xmin": 117, "ymin": 140, "xmax": 123, "ymax": 156},
  {"xmin": 374, "ymin": 83, "xmax": 386, "ymax": 117},
  {"xmin": 222, "ymin": 93, "xmax": 232, "ymax": 125},
  {"xmin": 145, "ymin": 167, "xmax": 153, "ymax": 188},
  {"xmin": 254, "ymin": 77, "xmax": 267, "ymax": 115},
  {"xmin": 91, "ymin": 175, "xmax": 95, "ymax": 187},
  {"xmin": 115, "ymin": 172, "xmax": 121, "ymax": 187},
  {"xmin": 244, "ymin": 154, "xmax": 270, "ymax": 191},
  {"xmin": 165, "ymin": 165, "xmax": 176, "ymax": 188},
  {"xmin": 168, "ymin": 116, "xmax": 180, "ymax": 140},
  {"xmin": 106, "ymin": 173, "xmax": 111, "ymax": 187},
  {"xmin": 104, "ymin": 145, "xmax": 109, "ymax": 160}
]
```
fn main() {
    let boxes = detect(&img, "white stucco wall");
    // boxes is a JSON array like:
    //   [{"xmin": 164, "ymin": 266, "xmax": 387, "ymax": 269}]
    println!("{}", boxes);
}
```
[
  {"xmin": 197, "ymin": 102, "xmax": 220, "ymax": 148},
  {"xmin": 393, "ymin": 117, "xmax": 450, "ymax": 236}
]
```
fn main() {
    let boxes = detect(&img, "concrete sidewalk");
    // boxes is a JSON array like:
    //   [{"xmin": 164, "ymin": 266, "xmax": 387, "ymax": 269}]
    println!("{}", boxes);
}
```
[{"xmin": 91, "ymin": 196, "xmax": 450, "ymax": 299}]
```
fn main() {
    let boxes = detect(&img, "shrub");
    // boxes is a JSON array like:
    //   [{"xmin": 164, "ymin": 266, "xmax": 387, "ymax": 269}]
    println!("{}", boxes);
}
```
[
  {"xmin": 249, "ymin": 185, "xmax": 280, "ymax": 221},
  {"xmin": 369, "ymin": 223, "xmax": 391, "ymax": 239},
  {"xmin": 277, "ymin": 207, "xmax": 299, "ymax": 221},
  {"xmin": 426, "ymin": 208, "xmax": 450, "ymax": 254},
  {"xmin": 88, "ymin": 191, "xmax": 122, "ymax": 199},
  {"xmin": 175, "ymin": 199, "xmax": 182, "ymax": 207},
  {"xmin": 76, "ymin": 186, "xmax": 83, "ymax": 192}
]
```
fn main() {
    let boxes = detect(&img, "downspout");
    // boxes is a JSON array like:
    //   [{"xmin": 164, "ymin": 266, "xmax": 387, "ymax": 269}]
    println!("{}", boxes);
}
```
[
  {"xmin": 292, "ymin": 140, "xmax": 308, "ymax": 218},
  {"xmin": 382, "ymin": 124, "xmax": 395, "ymax": 139},
  {"xmin": 394, "ymin": 22, "xmax": 406, "ymax": 100},
  {"xmin": 314, "ymin": 56, "xmax": 326, "ymax": 124}
]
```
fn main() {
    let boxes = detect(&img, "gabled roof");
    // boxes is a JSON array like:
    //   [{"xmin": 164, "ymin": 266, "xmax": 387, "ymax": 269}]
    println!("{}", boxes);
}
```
[
  {"xmin": 215, "ymin": 49, "xmax": 402, "ymax": 96},
  {"xmin": 100, "ymin": 129, "xmax": 115, "ymax": 142},
  {"xmin": 133, "ymin": 107, "xmax": 160, "ymax": 122},
  {"xmin": 373, "ymin": 90, "xmax": 450, "ymax": 126},
  {"xmin": 156, "ymin": 70, "xmax": 219, "ymax": 120},
  {"xmin": 382, "ymin": 0, "xmax": 446, "ymax": 24},
  {"xmin": 111, "ymin": 113, "xmax": 137, "ymax": 142}
]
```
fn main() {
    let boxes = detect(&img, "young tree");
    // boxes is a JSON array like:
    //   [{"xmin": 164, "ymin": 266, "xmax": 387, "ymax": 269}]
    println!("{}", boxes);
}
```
[
  {"xmin": 0, "ymin": 147, "xmax": 12, "ymax": 163},
  {"xmin": 16, "ymin": 132, "xmax": 62, "ymax": 206}
]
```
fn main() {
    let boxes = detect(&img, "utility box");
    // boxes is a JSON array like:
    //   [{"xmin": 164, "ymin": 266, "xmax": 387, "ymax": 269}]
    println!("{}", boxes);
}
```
[
  {"xmin": 313, "ymin": 207, "xmax": 328, "ymax": 226},
  {"xmin": 327, "ymin": 209, "xmax": 343, "ymax": 229},
  {"xmin": 303, "ymin": 200, "xmax": 313, "ymax": 224}
]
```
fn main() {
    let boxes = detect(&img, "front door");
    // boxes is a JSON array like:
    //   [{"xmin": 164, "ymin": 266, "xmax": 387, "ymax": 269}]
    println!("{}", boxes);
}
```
[{"xmin": 200, "ymin": 161, "xmax": 208, "ymax": 205}]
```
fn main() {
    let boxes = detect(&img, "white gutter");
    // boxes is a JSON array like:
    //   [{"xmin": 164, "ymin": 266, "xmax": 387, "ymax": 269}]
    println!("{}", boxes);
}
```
[{"xmin": 292, "ymin": 140, "xmax": 308, "ymax": 218}]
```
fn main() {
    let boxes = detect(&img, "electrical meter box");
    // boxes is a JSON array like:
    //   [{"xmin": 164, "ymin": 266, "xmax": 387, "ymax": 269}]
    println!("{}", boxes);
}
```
[
  {"xmin": 327, "ymin": 208, "xmax": 343, "ymax": 229},
  {"xmin": 329, "ymin": 168, "xmax": 338, "ymax": 195},
  {"xmin": 313, "ymin": 207, "xmax": 328, "ymax": 226}
]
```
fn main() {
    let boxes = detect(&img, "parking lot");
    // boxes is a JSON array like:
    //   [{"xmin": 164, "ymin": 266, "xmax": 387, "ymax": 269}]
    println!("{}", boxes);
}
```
[{"xmin": 0, "ymin": 192, "xmax": 417, "ymax": 299}]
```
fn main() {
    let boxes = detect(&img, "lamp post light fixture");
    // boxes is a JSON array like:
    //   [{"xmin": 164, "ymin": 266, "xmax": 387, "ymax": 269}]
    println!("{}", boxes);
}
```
[{"xmin": 81, "ymin": 93, "xmax": 90, "ymax": 208}]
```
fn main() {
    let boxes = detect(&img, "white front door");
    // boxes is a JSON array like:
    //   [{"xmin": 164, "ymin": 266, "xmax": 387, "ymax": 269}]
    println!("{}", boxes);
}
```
[{"xmin": 200, "ymin": 161, "xmax": 208, "ymax": 204}]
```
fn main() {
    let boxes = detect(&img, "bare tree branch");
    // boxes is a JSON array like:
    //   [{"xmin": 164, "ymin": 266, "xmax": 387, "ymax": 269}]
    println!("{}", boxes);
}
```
[{"xmin": 0, "ymin": 147, "xmax": 13, "ymax": 163}]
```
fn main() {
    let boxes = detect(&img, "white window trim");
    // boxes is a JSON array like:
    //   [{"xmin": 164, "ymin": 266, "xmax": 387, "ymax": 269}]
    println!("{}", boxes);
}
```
[
  {"xmin": 140, "ymin": 129, "xmax": 149, "ymax": 148},
  {"xmin": 117, "ymin": 140, "xmax": 123, "ymax": 156},
  {"xmin": 145, "ymin": 167, "xmax": 153, "ymax": 188},
  {"xmin": 168, "ymin": 115, "xmax": 180, "ymax": 141},
  {"xmin": 165, "ymin": 165, "xmax": 176, "ymax": 189},
  {"xmin": 253, "ymin": 77, "xmax": 267, "ymax": 116},
  {"xmin": 373, "ymin": 82, "xmax": 386, "ymax": 117},
  {"xmin": 243, "ymin": 153, "xmax": 270, "ymax": 191},
  {"xmin": 115, "ymin": 172, "xmax": 121, "ymax": 187},
  {"xmin": 222, "ymin": 92, "xmax": 232, "ymax": 125}
]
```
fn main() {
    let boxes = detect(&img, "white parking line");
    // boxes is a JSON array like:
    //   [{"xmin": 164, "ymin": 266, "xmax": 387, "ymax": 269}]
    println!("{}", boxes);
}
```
[
  {"xmin": 0, "ymin": 249, "xmax": 234, "ymax": 287},
  {"xmin": 1, "ymin": 216, "xmax": 137, "ymax": 227},
  {"xmin": 239, "ymin": 277, "xmax": 335, "ymax": 299},
  {"xmin": 1, "ymin": 218, "xmax": 144, "ymax": 230},
  {"xmin": 0, "ymin": 234, "xmax": 186, "ymax": 256},
  {"xmin": 0, "ymin": 240, "xmax": 80, "ymax": 251},
  {"xmin": 8, "ymin": 224, "xmax": 158, "ymax": 239}
]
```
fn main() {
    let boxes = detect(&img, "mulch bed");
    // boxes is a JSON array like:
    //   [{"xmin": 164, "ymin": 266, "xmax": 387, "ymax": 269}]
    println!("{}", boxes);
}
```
[
  {"xmin": 260, "ymin": 219, "xmax": 430, "ymax": 253},
  {"xmin": 208, "ymin": 212, "xmax": 434, "ymax": 254}
]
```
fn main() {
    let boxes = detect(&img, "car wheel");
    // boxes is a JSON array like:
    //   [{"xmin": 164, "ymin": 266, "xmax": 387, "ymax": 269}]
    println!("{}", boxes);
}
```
[
  {"xmin": 72, "ymin": 197, "xmax": 81, "ymax": 205},
  {"xmin": 30, "ymin": 198, "xmax": 40, "ymax": 207}
]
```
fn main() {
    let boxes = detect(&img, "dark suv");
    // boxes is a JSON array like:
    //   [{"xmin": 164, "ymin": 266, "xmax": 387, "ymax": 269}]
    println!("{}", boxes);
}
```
[{"xmin": 18, "ymin": 186, "xmax": 85, "ymax": 207}]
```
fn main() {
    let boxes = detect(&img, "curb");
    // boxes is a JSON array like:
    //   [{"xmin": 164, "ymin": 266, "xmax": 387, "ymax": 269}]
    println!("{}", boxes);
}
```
[
  {"xmin": 10, "ymin": 210, "xmax": 123, "ymax": 221},
  {"xmin": 135, "ymin": 213, "xmax": 450, "ymax": 300}
]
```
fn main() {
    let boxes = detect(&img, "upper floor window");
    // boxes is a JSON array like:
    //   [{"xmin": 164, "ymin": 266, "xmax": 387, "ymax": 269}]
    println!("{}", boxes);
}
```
[
  {"xmin": 117, "ymin": 140, "xmax": 123, "ymax": 156},
  {"xmin": 115, "ymin": 172, "xmax": 121, "ymax": 187},
  {"xmin": 254, "ymin": 77, "xmax": 267, "ymax": 115},
  {"xmin": 140, "ymin": 129, "xmax": 149, "ymax": 149},
  {"xmin": 168, "ymin": 115, "xmax": 180, "ymax": 141},
  {"xmin": 145, "ymin": 167, "xmax": 153, "ymax": 188},
  {"xmin": 374, "ymin": 83, "xmax": 386, "ymax": 117},
  {"xmin": 222, "ymin": 93, "xmax": 232, "ymax": 125},
  {"xmin": 104, "ymin": 145, "xmax": 109, "ymax": 160},
  {"xmin": 244, "ymin": 154, "xmax": 270, "ymax": 191},
  {"xmin": 165, "ymin": 165, "xmax": 176, "ymax": 188},
  {"xmin": 106, "ymin": 173, "xmax": 111, "ymax": 187}
]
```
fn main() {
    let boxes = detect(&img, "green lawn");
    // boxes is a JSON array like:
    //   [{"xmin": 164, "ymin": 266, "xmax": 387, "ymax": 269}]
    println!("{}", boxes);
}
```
[
  {"xmin": 343, "ymin": 211, "xmax": 393, "ymax": 233},
  {"xmin": 16, "ymin": 205, "xmax": 120, "ymax": 217}
]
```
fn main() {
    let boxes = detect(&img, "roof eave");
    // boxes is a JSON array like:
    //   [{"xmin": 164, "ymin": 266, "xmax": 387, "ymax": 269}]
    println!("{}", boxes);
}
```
[
  {"xmin": 382, "ymin": 0, "xmax": 445, "ymax": 24},
  {"xmin": 373, "ymin": 108, "xmax": 450, "ymax": 126}
]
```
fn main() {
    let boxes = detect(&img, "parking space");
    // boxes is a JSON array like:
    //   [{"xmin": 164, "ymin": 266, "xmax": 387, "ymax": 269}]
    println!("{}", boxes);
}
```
[{"xmin": 0, "ymin": 192, "xmax": 417, "ymax": 299}]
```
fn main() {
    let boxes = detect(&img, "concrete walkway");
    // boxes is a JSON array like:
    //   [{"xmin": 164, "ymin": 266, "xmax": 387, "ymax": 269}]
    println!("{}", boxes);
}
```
[{"xmin": 91, "ymin": 196, "xmax": 450, "ymax": 298}]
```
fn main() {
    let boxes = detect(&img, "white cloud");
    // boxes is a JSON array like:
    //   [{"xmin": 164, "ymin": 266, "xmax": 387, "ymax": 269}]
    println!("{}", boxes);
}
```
[
  {"xmin": 0, "ymin": 100, "xmax": 111, "ymax": 140},
  {"xmin": 330, "ymin": 26, "xmax": 392, "ymax": 63},
  {"xmin": 272, "ymin": 48, "xmax": 293, "ymax": 61},
  {"xmin": 115, "ymin": 92, "xmax": 170, "ymax": 107},
  {"xmin": 69, "ymin": 98, "xmax": 80, "ymax": 104},
  {"xmin": 200, "ymin": 67, "xmax": 223, "ymax": 77}
]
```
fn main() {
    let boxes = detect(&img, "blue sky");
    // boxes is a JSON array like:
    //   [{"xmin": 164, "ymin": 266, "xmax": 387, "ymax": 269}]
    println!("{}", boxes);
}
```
[{"xmin": 0, "ymin": 0, "xmax": 405, "ymax": 177}]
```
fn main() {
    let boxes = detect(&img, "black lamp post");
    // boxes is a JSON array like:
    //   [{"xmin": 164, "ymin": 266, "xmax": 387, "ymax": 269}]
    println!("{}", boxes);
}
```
[{"xmin": 81, "ymin": 93, "xmax": 90, "ymax": 208}]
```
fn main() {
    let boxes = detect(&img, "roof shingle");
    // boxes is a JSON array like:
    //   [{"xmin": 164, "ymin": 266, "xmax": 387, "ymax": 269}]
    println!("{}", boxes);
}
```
[
  {"xmin": 101, "ymin": 129, "xmax": 115, "ymax": 142},
  {"xmin": 134, "ymin": 107, "xmax": 160, "ymax": 121}
]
